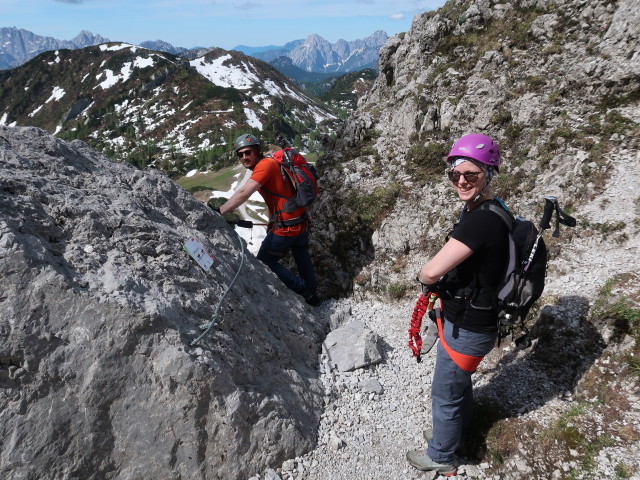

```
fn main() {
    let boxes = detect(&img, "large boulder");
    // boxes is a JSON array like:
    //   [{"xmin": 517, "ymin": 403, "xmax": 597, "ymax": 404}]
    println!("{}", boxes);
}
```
[{"xmin": 0, "ymin": 126, "xmax": 325, "ymax": 479}]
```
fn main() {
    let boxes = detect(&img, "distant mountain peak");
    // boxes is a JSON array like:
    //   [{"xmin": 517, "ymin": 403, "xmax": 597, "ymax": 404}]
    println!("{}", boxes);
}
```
[
  {"xmin": 239, "ymin": 31, "xmax": 389, "ymax": 74},
  {"xmin": 0, "ymin": 26, "xmax": 109, "ymax": 69},
  {"xmin": 139, "ymin": 40, "xmax": 187, "ymax": 55}
]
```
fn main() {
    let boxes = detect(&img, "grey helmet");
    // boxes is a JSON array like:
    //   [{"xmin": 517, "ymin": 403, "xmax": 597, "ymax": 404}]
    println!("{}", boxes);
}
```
[{"xmin": 233, "ymin": 134, "xmax": 260, "ymax": 152}]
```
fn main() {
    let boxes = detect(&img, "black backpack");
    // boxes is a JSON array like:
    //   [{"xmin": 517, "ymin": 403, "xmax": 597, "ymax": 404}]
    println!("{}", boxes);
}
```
[
  {"xmin": 476, "ymin": 201, "xmax": 548, "ymax": 345},
  {"xmin": 479, "ymin": 197, "xmax": 576, "ymax": 346}
]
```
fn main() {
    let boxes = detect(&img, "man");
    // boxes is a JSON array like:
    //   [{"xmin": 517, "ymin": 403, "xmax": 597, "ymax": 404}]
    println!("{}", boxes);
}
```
[{"xmin": 217, "ymin": 134, "xmax": 320, "ymax": 306}]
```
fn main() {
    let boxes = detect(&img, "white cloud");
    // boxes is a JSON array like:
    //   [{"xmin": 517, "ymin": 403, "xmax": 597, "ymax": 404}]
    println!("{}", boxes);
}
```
[{"xmin": 148, "ymin": 0, "xmax": 441, "ymax": 19}]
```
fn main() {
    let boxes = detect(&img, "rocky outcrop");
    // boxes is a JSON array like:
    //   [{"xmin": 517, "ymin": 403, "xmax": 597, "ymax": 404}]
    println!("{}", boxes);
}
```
[
  {"xmin": 313, "ymin": 0, "xmax": 640, "ymax": 300},
  {"xmin": 0, "ymin": 126, "xmax": 326, "ymax": 479}
]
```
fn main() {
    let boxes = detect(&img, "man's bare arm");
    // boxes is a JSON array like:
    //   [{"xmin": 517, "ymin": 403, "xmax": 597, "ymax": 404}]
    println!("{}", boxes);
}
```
[{"xmin": 219, "ymin": 179, "xmax": 261, "ymax": 214}]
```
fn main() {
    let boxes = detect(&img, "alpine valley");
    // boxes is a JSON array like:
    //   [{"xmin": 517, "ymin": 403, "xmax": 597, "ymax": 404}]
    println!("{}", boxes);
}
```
[
  {"xmin": 0, "ymin": 26, "xmax": 385, "ymax": 176},
  {"xmin": 0, "ymin": 43, "xmax": 347, "ymax": 175}
]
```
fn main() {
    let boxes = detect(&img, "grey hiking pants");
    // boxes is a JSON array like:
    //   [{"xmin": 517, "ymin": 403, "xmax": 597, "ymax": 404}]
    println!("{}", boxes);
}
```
[{"xmin": 427, "ymin": 318, "xmax": 497, "ymax": 464}]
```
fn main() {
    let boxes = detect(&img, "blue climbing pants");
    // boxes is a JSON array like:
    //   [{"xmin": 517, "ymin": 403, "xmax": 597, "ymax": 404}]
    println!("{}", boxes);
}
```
[
  {"xmin": 427, "ymin": 318, "xmax": 497, "ymax": 464},
  {"xmin": 256, "ymin": 229, "xmax": 317, "ymax": 295}
]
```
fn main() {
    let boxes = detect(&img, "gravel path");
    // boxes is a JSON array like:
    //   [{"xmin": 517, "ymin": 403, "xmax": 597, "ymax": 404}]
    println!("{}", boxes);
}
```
[{"xmin": 253, "ymin": 146, "xmax": 640, "ymax": 480}]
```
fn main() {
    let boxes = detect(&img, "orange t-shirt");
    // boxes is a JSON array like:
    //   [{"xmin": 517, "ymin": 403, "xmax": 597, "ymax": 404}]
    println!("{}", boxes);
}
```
[{"xmin": 250, "ymin": 156, "xmax": 307, "ymax": 235}]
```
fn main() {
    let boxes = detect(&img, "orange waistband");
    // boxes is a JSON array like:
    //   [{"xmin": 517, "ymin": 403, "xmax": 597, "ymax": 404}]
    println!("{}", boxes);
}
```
[
  {"xmin": 436, "ymin": 314, "xmax": 484, "ymax": 373},
  {"xmin": 273, "ymin": 223, "xmax": 307, "ymax": 235}
]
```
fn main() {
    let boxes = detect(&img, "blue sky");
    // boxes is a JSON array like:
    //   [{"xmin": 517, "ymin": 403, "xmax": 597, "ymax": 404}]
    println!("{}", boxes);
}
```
[{"xmin": 0, "ymin": 0, "xmax": 447, "ymax": 50}]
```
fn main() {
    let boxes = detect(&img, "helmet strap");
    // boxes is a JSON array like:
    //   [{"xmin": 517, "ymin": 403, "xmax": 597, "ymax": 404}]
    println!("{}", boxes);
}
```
[{"xmin": 468, "ymin": 169, "xmax": 492, "ymax": 207}]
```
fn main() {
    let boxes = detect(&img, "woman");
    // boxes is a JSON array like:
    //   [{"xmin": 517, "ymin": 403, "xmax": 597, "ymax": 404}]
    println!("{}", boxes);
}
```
[{"xmin": 406, "ymin": 133, "xmax": 510, "ymax": 475}]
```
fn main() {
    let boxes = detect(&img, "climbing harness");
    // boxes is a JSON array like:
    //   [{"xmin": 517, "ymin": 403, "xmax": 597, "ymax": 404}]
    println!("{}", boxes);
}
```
[
  {"xmin": 434, "ymin": 303, "xmax": 484, "ymax": 373},
  {"xmin": 185, "ymin": 229, "xmax": 245, "ymax": 345},
  {"xmin": 408, "ymin": 290, "xmax": 486, "ymax": 371},
  {"xmin": 408, "ymin": 292, "xmax": 439, "ymax": 363}
]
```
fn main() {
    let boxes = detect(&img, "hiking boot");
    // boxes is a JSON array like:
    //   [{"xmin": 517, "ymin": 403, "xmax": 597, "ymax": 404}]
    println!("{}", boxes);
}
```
[
  {"xmin": 303, "ymin": 292, "xmax": 322, "ymax": 307},
  {"xmin": 406, "ymin": 449, "xmax": 457, "ymax": 476},
  {"xmin": 423, "ymin": 428, "xmax": 474, "ymax": 458}
]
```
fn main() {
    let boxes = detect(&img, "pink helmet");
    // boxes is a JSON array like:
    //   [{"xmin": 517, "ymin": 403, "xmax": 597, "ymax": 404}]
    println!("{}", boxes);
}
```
[{"xmin": 447, "ymin": 133, "xmax": 501, "ymax": 171}]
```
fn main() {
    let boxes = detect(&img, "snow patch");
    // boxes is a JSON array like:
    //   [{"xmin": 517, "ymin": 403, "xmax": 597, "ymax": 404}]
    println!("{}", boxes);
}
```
[
  {"xmin": 190, "ymin": 55, "xmax": 258, "ymax": 89},
  {"xmin": 96, "ymin": 62, "xmax": 134, "ymax": 90},
  {"xmin": 244, "ymin": 108, "xmax": 263, "ymax": 129},
  {"xmin": 48, "ymin": 50, "xmax": 61, "ymax": 65},
  {"xmin": 100, "ymin": 43, "xmax": 137, "ymax": 52},
  {"xmin": 28, "ymin": 104, "xmax": 44, "ymax": 118},
  {"xmin": 234, "ymin": 224, "xmax": 267, "ymax": 256},
  {"xmin": 134, "ymin": 56, "xmax": 154, "ymax": 69},
  {"xmin": 186, "ymin": 169, "xmax": 199, "ymax": 177},
  {"xmin": 47, "ymin": 86, "xmax": 65, "ymax": 103},
  {"xmin": 253, "ymin": 94, "xmax": 272, "ymax": 109}
]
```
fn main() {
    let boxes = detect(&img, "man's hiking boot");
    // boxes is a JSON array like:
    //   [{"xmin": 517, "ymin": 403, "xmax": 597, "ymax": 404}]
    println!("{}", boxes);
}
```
[
  {"xmin": 304, "ymin": 292, "xmax": 322, "ymax": 307},
  {"xmin": 406, "ymin": 449, "xmax": 457, "ymax": 476},
  {"xmin": 423, "ymin": 428, "xmax": 474, "ymax": 458}
]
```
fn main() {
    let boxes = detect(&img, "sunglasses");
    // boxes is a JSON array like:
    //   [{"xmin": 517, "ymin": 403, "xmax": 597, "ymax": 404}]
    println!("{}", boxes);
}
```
[
  {"xmin": 237, "ymin": 149, "xmax": 253, "ymax": 158},
  {"xmin": 447, "ymin": 170, "xmax": 483, "ymax": 183}
]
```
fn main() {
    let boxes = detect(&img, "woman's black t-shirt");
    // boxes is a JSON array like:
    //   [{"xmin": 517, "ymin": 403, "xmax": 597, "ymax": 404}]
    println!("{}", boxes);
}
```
[{"xmin": 443, "ymin": 200, "xmax": 510, "ymax": 334}]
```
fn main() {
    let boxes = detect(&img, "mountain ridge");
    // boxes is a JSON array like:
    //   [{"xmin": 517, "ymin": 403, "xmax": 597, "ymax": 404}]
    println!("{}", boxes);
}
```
[
  {"xmin": 0, "ymin": 26, "xmax": 388, "ymax": 75},
  {"xmin": 234, "ymin": 30, "xmax": 388, "ymax": 74},
  {"xmin": 0, "ymin": 27, "xmax": 109, "ymax": 69},
  {"xmin": 0, "ymin": 27, "xmax": 195, "ymax": 69},
  {"xmin": 0, "ymin": 42, "xmax": 339, "ymax": 176}
]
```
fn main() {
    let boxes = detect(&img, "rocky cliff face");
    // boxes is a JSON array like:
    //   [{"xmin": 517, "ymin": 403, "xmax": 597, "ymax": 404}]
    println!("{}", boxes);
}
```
[
  {"xmin": 0, "ymin": 126, "xmax": 326, "ymax": 479},
  {"xmin": 312, "ymin": 0, "xmax": 640, "ymax": 300},
  {"xmin": 277, "ymin": 2, "xmax": 639, "ymax": 476}
]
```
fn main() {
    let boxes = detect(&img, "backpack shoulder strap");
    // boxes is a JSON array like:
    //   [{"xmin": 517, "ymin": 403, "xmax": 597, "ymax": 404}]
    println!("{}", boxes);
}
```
[
  {"xmin": 476, "ymin": 200, "xmax": 515, "ymax": 232},
  {"xmin": 475, "ymin": 199, "xmax": 518, "ymax": 280},
  {"xmin": 259, "ymin": 156, "xmax": 294, "ymax": 201}
]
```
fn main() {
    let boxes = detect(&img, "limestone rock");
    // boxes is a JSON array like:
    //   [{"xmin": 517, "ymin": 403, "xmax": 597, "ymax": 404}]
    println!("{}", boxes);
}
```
[
  {"xmin": 322, "ymin": 320, "xmax": 383, "ymax": 372},
  {"xmin": 0, "ymin": 126, "xmax": 326, "ymax": 479}
]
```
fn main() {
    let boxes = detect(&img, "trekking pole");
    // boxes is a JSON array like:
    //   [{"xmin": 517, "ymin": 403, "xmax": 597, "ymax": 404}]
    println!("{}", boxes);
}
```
[
  {"xmin": 525, "ymin": 196, "xmax": 576, "ymax": 272},
  {"xmin": 541, "ymin": 196, "xmax": 577, "ymax": 238},
  {"xmin": 227, "ymin": 220, "xmax": 268, "ymax": 228},
  {"xmin": 540, "ymin": 196, "xmax": 556, "ymax": 232}
]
